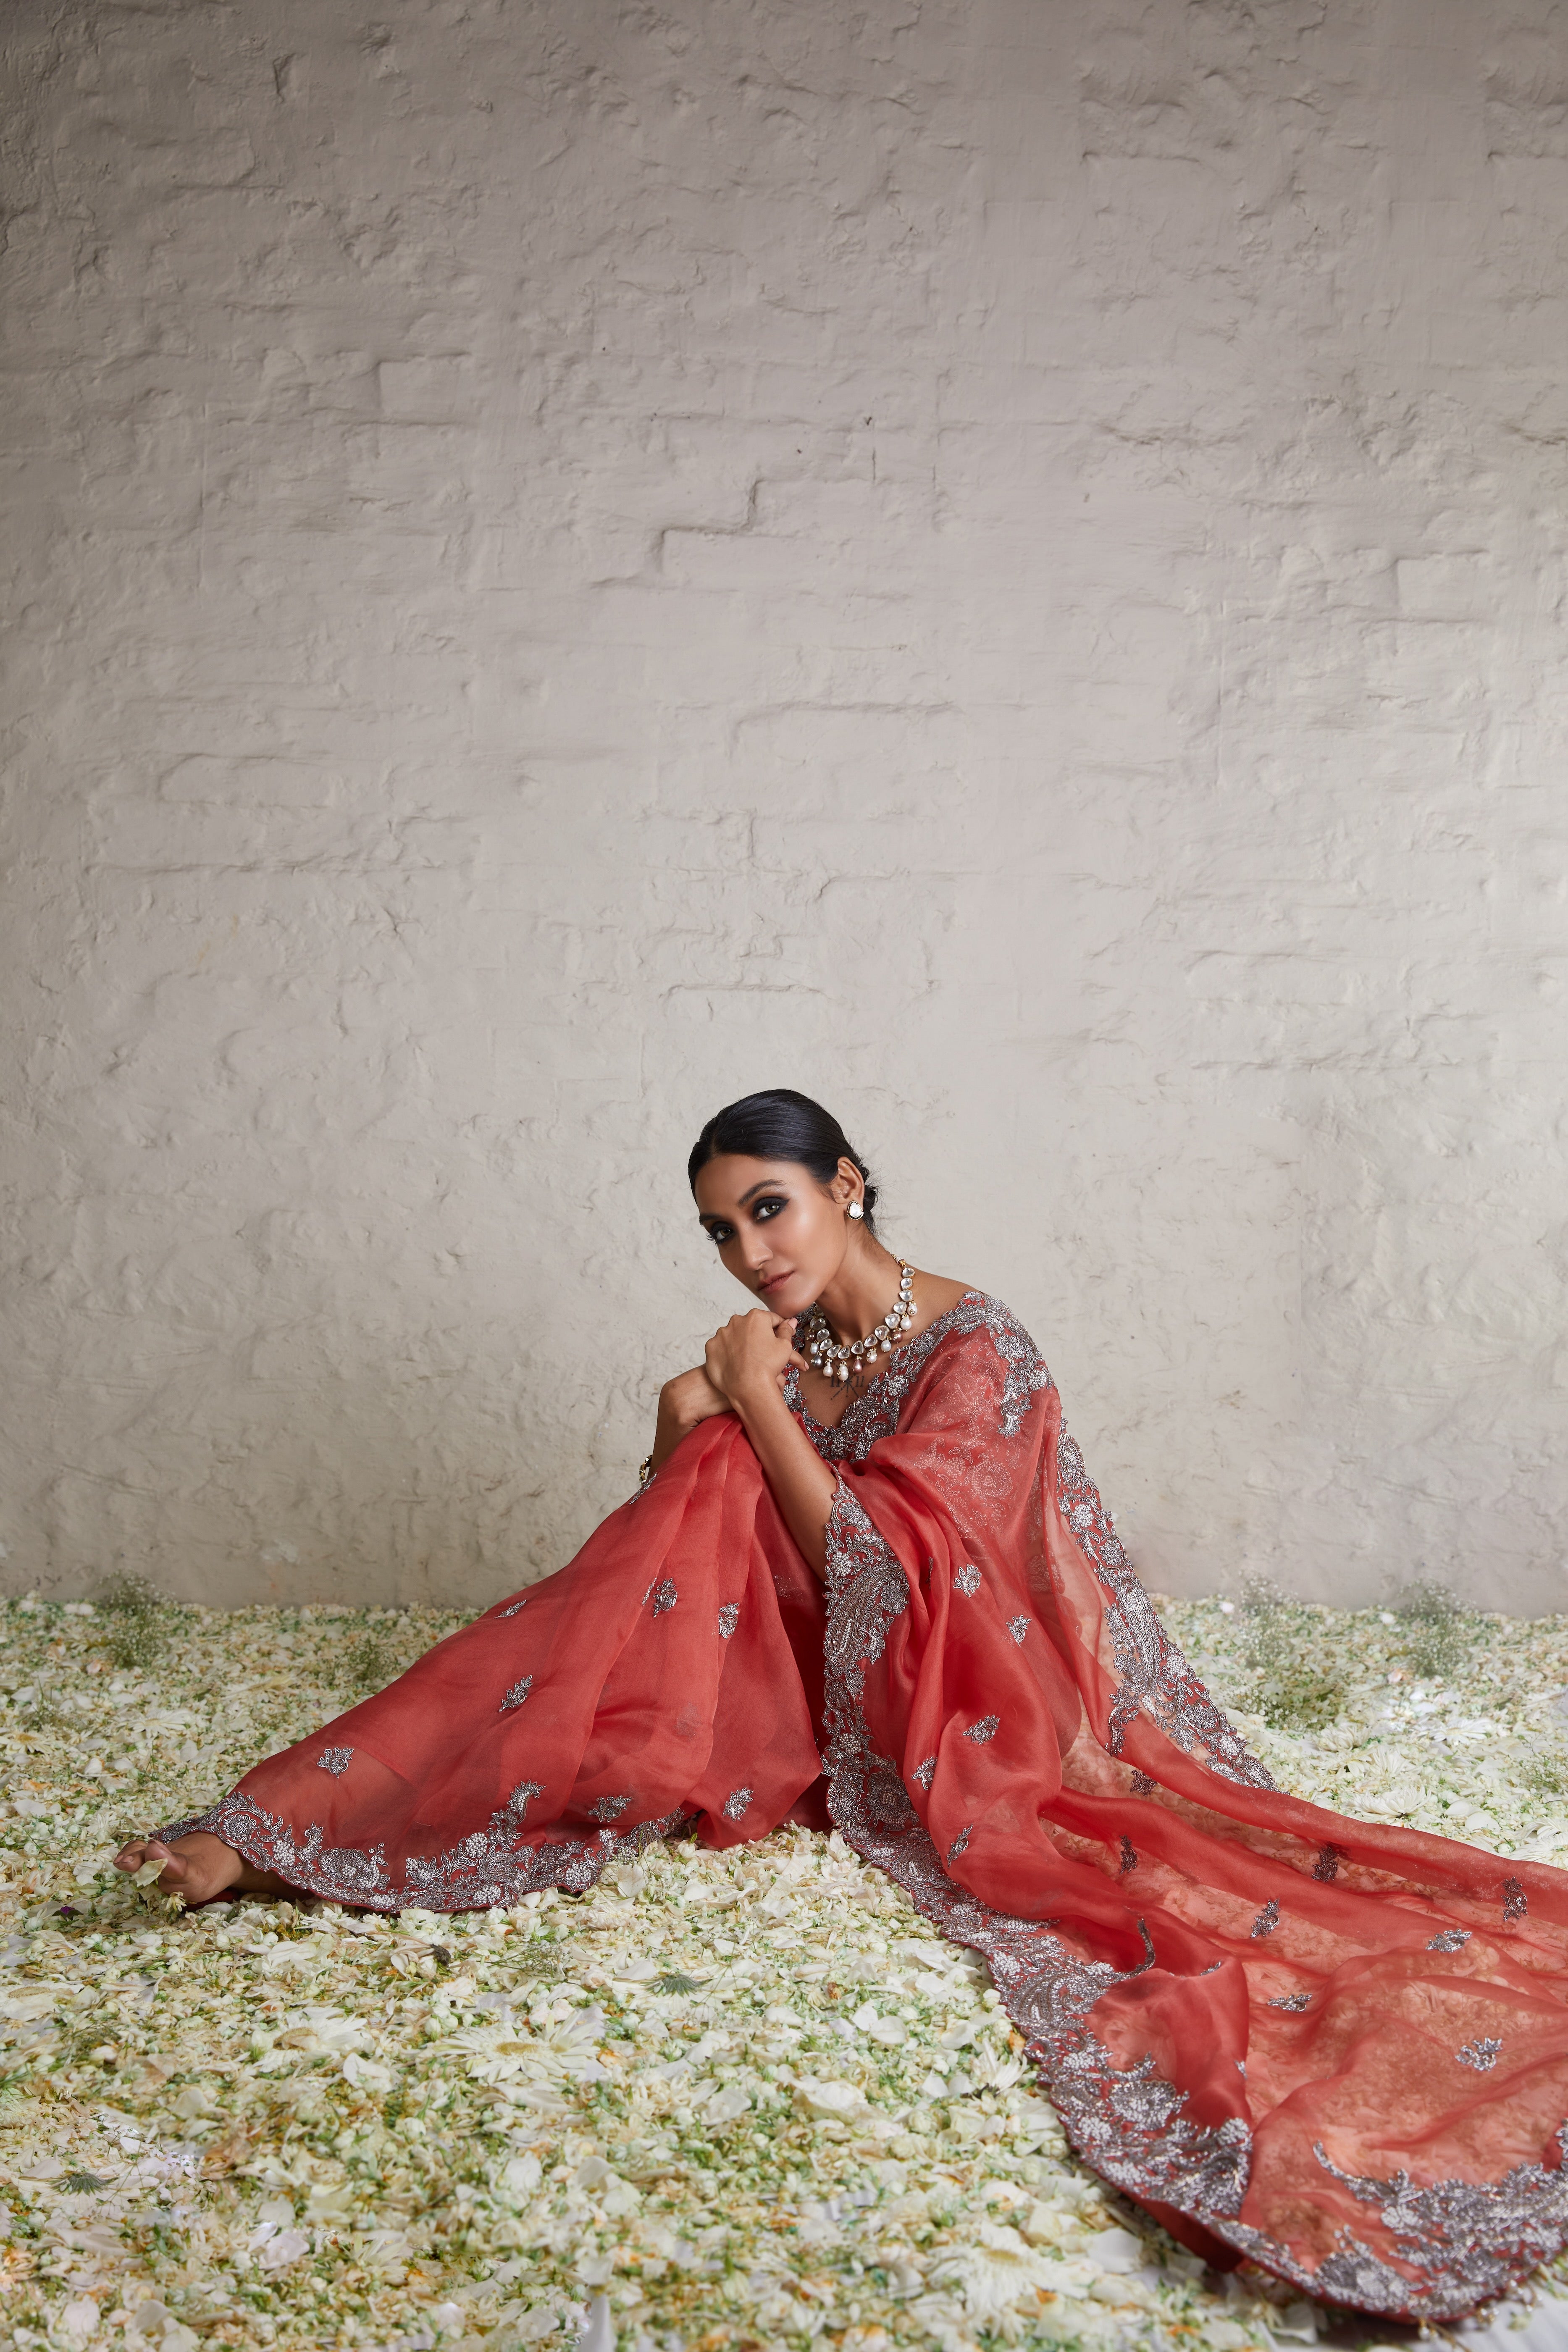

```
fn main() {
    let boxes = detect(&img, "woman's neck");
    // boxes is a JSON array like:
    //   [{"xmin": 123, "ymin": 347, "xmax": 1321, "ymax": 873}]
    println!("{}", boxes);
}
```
[{"xmin": 812, "ymin": 1242, "xmax": 907, "ymax": 1341}]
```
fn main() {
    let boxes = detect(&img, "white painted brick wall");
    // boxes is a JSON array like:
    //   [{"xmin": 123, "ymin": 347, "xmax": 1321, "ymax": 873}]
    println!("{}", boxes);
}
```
[{"xmin": 3, "ymin": 0, "xmax": 1565, "ymax": 1613}]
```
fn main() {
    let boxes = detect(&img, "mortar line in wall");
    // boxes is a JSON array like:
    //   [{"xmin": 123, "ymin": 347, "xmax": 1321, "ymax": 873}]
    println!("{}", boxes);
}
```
[
  {"xmin": 1215, "ymin": 596, "xmax": 1229, "ymax": 798},
  {"xmin": 198, "ymin": 398, "xmax": 210, "ymax": 594}
]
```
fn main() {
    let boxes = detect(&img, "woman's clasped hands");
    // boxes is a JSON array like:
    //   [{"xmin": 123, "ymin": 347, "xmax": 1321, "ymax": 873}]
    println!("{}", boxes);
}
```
[
  {"xmin": 703, "ymin": 1308, "xmax": 809, "ymax": 1411},
  {"xmin": 650, "ymin": 1310, "xmax": 807, "ymax": 1474}
]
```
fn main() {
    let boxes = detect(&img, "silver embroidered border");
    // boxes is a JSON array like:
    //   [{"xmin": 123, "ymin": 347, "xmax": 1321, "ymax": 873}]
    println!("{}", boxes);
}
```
[
  {"xmin": 157, "ymin": 1789, "xmax": 693, "ymax": 1912},
  {"xmin": 812, "ymin": 1447, "xmax": 1568, "ymax": 2320},
  {"xmin": 1055, "ymin": 1422, "xmax": 1274, "ymax": 1790}
]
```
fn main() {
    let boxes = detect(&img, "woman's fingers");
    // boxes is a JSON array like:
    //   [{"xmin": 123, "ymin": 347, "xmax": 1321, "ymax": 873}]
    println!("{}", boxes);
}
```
[{"xmin": 706, "ymin": 1306, "xmax": 798, "ymax": 1407}]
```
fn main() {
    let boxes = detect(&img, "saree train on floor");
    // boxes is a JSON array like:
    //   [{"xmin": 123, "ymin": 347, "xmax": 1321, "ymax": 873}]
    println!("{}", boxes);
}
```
[{"xmin": 166, "ymin": 1295, "xmax": 1568, "ymax": 2319}]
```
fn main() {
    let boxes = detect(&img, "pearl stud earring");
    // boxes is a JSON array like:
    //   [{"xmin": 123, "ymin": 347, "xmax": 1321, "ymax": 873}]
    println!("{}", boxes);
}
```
[{"xmin": 847, "ymin": 1201, "xmax": 864, "ymax": 1220}]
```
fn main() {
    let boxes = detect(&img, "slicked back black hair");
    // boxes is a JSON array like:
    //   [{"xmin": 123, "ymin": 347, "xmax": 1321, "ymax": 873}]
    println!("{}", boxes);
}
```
[{"xmin": 688, "ymin": 1089, "xmax": 878, "ymax": 1229}]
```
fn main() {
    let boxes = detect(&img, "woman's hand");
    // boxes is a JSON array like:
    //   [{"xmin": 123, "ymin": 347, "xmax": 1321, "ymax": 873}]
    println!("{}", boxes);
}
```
[
  {"xmin": 649, "ymin": 1363, "xmax": 731, "ymax": 1473},
  {"xmin": 703, "ymin": 1310, "xmax": 806, "ymax": 1412}
]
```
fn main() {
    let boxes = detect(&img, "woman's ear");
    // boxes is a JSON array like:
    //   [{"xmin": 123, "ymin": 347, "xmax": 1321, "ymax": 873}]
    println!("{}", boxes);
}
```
[{"xmin": 831, "ymin": 1157, "xmax": 865, "ymax": 1214}]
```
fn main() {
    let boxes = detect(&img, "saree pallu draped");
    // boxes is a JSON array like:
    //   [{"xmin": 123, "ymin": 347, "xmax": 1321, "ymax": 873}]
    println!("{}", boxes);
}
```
[{"xmin": 168, "ymin": 1294, "xmax": 1568, "ymax": 2319}]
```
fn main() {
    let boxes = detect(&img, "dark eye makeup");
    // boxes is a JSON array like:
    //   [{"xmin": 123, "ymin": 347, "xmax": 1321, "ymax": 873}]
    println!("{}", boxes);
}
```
[{"xmin": 700, "ymin": 1194, "xmax": 791, "ymax": 1246}]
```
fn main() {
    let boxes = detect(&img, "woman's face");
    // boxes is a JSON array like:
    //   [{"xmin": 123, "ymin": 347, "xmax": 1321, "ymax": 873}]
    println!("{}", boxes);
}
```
[{"xmin": 692, "ymin": 1154, "xmax": 858, "ymax": 1317}]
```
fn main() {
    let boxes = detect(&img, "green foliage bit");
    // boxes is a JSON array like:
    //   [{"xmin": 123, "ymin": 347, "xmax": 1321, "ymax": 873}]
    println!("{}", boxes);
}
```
[
  {"xmin": 1392, "ymin": 1578, "xmax": 1469, "ymax": 1679},
  {"xmin": 61, "ymin": 2170, "xmax": 110, "ymax": 2194},
  {"xmin": 657, "ymin": 1970, "xmax": 707, "ymax": 1994},
  {"xmin": 94, "ymin": 1572, "xmax": 179, "ymax": 1672},
  {"xmin": 1523, "ymin": 1754, "xmax": 1568, "ymax": 1801},
  {"xmin": 512, "ymin": 1940, "xmax": 580, "ymax": 1980},
  {"xmin": 1238, "ymin": 1574, "xmax": 1347, "ymax": 1732},
  {"xmin": 345, "ymin": 1628, "xmax": 398, "ymax": 1691}
]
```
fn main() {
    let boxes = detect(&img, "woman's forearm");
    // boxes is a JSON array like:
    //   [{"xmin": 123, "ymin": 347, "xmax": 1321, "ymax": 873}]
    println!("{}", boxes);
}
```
[
  {"xmin": 728, "ymin": 1383, "xmax": 837, "ymax": 1579},
  {"xmin": 649, "ymin": 1393, "xmax": 700, "ymax": 1473},
  {"xmin": 649, "ymin": 1370, "xmax": 733, "ymax": 1472}
]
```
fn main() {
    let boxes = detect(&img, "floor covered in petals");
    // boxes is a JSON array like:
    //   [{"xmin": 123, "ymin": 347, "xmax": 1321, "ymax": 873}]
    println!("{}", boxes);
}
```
[{"xmin": 3, "ymin": 1590, "xmax": 1568, "ymax": 2352}]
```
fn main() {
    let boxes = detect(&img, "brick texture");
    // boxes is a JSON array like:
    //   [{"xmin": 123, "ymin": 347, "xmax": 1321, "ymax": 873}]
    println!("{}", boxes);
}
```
[{"xmin": 2, "ymin": 0, "xmax": 1565, "ymax": 1611}]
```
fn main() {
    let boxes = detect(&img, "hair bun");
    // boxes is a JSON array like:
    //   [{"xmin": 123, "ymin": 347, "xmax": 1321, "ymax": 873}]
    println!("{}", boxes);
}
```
[{"xmin": 689, "ymin": 1089, "xmax": 881, "ymax": 1233}]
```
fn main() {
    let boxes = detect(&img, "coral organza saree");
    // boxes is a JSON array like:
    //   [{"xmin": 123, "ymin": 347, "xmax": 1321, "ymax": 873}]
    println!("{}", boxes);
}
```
[{"xmin": 168, "ymin": 1295, "xmax": 1568, "ymax": 2319}]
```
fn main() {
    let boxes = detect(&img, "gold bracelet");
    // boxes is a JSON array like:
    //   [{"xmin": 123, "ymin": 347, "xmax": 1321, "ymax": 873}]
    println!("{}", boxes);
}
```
[{"xmin": 637, "ymin": 1455, "xmax": 654, "ymax": 1488}]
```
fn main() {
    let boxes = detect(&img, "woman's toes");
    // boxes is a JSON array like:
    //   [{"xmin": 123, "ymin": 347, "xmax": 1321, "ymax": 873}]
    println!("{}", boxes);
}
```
[
  {"xmin": 112, "ymin": 1832, "xmax": 247, "ymax": 1903},
  {"xmin": 114, "ymin": 1838, "xmax": 190, "ymax": 1885}
]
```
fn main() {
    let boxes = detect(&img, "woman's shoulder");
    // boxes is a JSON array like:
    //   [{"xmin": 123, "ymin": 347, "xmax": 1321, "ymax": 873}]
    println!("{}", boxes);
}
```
[
  {"xmin": 911, "ymin": 1274, "xmax": 1035, "ymax": 1339},
  {"xmin": 901, "ymin": 1283, "xmax": 1053, "ymax": 1438},
  {"xmin": 909, "ymin": 1271, "xmax": 981, "ymax": 1327},
  {"xmin": 909, "ymin": 1281, "xmax": 1049, "ymax": 1379}
]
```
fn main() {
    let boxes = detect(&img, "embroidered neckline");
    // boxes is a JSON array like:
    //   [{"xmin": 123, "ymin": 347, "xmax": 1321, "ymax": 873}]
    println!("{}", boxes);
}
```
[
  {"xmin": 786, "ymin": 1290, "xmax": 986, "ymax": 1443},
  {"xmin": 786, "ymin": 1290, "xmax": 1049, "ymax": 1462}
]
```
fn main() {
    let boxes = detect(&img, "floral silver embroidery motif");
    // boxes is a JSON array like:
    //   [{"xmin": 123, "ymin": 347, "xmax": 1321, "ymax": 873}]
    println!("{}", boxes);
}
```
[
  {"xmin": 1457, "ymin": 2039, "xmax": 1502, "ymax": 2072},
  {"xmin": 591, "ymin": 1794, "xmax": 632, "ymax": 1822},
  {"xmin": 1313, "ymin": 1844, "xmax": 1342, "ymax": 1882},
  {"xmin": 1248, "ymin": 2129, "xmax": 1568, "ymax": 2316},
  {"xmin": 717, "ymin": 1604, "xmax": 740, "ymax": 1638},
  {"xmin": 913, "ymin": 1755, "xmax": 936, "ymax": 1791},
  {"xmin": 1503, "ymin": 1876, "xmax": 1527, "ymax": 1922},
  {"xmin": 317, "ymin": 1748, "xmax": 354, "ymax": 1777},
  {"xmin": 823, "ymin": 1485, "xmax": 909, "ymax": 1695},
  {"xmin": 722, "ymin": 1787, "xmax": 753, "ymax": 1821},
  {"xmin": 1251, "ymin": 1900, "xmax": 1280, "ymax": 1939},
  {"xmin": 1268, "ymin": 1992, "xmax": 1312, "ymax": 2012},
  {"xmin": 1119, "ymin": 1835, "xmax": 1137, "ymax": 1876},
  {"xmin": 1008, "ymin": 1613, "xmax": 1030, "ymax": 1644},
  {"xmin": 498, "ymin": 1597, "xmax": 528, "ymax": 1618},
  {"xmin": 948, "ymin": 1827, "xmax": 973, "ymax": 1860},
  {"xmin": 1427, "ymin": 1929, "xmax": 1471, "ymax": 1953},
  {"xmin": 499, "ymin": 1675, "xmax": 533, "ymax": 1714},
  {"xmin": 964, "ymin": 1714, "xmax": 1000, "ymax": 1744},
  {"xmin": 954, "ymin": 1564, "xmax": 982, "ymax": 1596},
  {"xmin": 1054, "ymin": 1421, "xmax": 1274, "ymax": 1792},
  {"xmin": 1130, "ymin": 1769, "xmax": 1156, "ymax": 1795},
  {"xmin": 651, "ymin": 1580, "xmax": 678, "ymax": 1618}
]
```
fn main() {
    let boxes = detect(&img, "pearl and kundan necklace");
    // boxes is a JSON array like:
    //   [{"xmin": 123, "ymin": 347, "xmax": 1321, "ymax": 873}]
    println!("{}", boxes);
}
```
[{"xmin": 803, "ymin": 1261, "xmax": 916, "ymax": 1384}]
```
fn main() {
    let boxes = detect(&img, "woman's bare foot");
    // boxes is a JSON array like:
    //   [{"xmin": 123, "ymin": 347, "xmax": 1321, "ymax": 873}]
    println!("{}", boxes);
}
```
[{"xmin": 113, "ymin": 1831, "xmax": 290, "ymax": 1903}]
